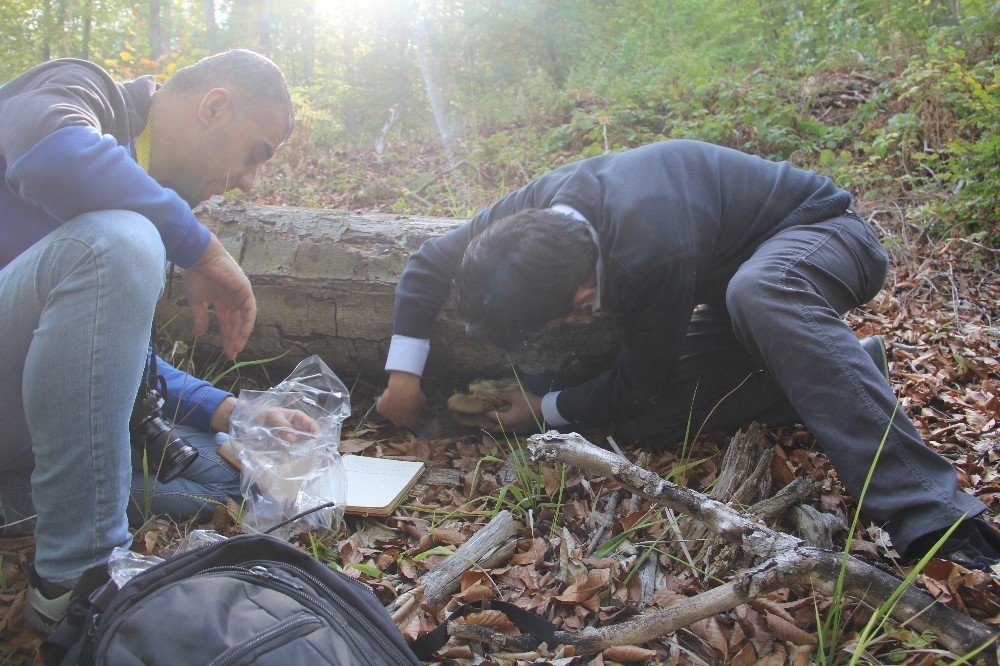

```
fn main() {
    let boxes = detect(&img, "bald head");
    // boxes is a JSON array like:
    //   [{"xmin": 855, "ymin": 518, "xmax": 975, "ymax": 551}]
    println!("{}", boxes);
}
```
[{"xmin": 161, "ymin": 49, "xmax": 293, "ymax": 140}]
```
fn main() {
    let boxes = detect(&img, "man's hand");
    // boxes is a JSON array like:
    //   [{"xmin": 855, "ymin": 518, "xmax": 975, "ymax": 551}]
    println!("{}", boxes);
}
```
[
  {"xmin": 260, "ymin": 406, "xmax": 321, "ymax": 444},
  {"xmin": 183, "ymin": 234, "xmax": 256, "ymax": 359},
  {"xmin": 211, "ymin": 396, "xmax": 320, "ymax": 443},
  {"xmin": 377, "ymin": 371, "xmax": 426, "ymax": 429},
  {"xmin": 490, "ymin": 390, "xmax": 543, "ymax": 432}
]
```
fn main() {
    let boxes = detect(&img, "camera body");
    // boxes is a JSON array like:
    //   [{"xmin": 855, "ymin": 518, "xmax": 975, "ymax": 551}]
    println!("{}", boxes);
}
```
[{"xmin": 130, "ymin": 373, "xmax": 199, "ymax": 483}]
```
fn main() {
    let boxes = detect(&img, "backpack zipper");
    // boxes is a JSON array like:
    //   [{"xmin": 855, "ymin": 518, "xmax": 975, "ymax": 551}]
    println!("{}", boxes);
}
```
[
  {"xmin": 204, "ymin": 566, "xmax": 381, "ymax": 666},
  {"xmin": 206, "ymin": 613, "xmax": 322, "ymax": 666},
  {"xmin": 255, "ymin": 559, "xmax": 413, "ymax": 665}
]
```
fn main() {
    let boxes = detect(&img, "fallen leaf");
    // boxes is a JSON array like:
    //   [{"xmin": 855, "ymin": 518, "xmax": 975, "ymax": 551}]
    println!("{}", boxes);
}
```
[{"xmin": 601, "ymin": 645, "xmax": 657, "ymax": 662}]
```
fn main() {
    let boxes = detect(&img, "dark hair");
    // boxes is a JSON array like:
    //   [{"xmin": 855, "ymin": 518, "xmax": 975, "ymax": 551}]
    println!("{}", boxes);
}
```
[
  {"xmin": 161, "ymin": 49, "xmax": 293, "ymax": 139},
  {"xmin": 455, "ymin": 208, "xmax": 598, "ymax": 349}
]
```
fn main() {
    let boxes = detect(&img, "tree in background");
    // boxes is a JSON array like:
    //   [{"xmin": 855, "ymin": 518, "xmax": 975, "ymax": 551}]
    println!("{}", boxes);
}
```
[{"xmin": 1, "ymin": 0, "xmax": 995, "ymax": 239}]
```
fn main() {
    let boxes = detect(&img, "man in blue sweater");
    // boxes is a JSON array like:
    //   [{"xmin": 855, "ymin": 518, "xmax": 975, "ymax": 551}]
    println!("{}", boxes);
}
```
[
  {"xmin": 0, "ymin": 50, "xmax": 296, "ymax": 632},
  {"xmin": 377, "ymin": 141, "xmax": 1000, "ymax": 570}
]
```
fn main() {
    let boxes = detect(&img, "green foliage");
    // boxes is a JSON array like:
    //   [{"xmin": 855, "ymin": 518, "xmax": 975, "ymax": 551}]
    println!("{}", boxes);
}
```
[{"xmin": 3, "ymin": 0, "xmax": 995, "ymax": 244}]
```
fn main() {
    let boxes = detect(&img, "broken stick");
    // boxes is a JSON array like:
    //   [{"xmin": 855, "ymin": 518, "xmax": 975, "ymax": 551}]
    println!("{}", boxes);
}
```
[{"xmin": 387, "ymin": 509, "xmax": 518, "ymax": 617}]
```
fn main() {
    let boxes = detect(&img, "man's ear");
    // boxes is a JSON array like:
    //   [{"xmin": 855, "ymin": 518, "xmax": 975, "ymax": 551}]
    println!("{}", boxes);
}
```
[
  {"xmin": 197, "ymin": 88, "xmax": 232, "ymax": 127},
  {"xmin": 571, "ymin": 273, "xmax": 597, "ymax": 307}
]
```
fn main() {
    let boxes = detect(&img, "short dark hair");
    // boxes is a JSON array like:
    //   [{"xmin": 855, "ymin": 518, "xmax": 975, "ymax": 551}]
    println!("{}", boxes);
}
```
[
  {"xmin": 455, "ymin": 208, "xmax": 598, "ymax": 349},
  {"xmin": 161, "ymin": 49, "xmax": 293, "ymax": 139}
]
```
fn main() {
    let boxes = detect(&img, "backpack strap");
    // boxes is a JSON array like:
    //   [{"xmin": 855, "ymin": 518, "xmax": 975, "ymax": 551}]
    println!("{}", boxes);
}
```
[
  {"xmin": 409, "ymin": 600, "xmax": 557, "ymax": 660},
  {"xmin": 40, "ymin": 564, "xmax": 112, "ymax": 666}
]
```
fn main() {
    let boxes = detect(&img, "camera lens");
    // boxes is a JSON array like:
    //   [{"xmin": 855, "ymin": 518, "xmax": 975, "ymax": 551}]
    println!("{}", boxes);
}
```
[
  {"xmin": 141, "ymin": 418, "xmax": 200, "ymax": 483},
  {"xmin": 130, "ymin": 387, "xmax": 199, "ymax": 483}
]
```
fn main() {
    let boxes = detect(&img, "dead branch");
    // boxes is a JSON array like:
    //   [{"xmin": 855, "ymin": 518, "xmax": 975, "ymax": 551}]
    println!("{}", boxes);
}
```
[
  {"xmin": 678, "ymin": 423, "xmax": 776, "ymax": 574},
  {"xmin": 521, "ymin": 430, "xmax": 998, "ymax": 657},
  {"xmin": 528, "ymin": 431, "xmax": 800, "ymax": 559},
  {"xmin": 448, "ymin": 546, "xmax": 997, "ymax": 657},
  {"xmin": 387, "ymin": 509, "xmax": 518, "ymax": 616},
  {"xmin": 749, "ymin": 476, "xmax": 818, "ymax": 524},
  {"xmin": 786, "ymin": 504, "xmax": 846, "ymax": 550},
  {"xmin": 585, "ymin": 489, "xmax": 622, "ymax": 556}
]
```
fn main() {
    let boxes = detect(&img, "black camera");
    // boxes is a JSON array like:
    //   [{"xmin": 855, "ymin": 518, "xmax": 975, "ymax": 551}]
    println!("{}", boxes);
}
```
[{"xmin": 130, "ymin": 358, "xmax": 199, "ymax": 483}]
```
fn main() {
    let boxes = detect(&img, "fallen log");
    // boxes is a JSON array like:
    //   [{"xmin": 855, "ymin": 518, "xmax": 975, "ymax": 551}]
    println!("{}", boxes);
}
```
[{"xmin": 156, "ymin": 200, "xmax": 623, "ymax": 384}]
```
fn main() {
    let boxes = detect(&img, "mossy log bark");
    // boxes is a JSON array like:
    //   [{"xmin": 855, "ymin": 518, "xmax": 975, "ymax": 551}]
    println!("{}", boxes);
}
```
[{"xmin": 156, "ymin": 200, "xmax": 623, "ymax": 384}]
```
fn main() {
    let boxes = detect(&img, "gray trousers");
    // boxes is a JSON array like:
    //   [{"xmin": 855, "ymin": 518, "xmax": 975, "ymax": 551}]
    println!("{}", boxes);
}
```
[{"xmin": 618, "ymin": 214, "xmax": 985, "ymax": 556}]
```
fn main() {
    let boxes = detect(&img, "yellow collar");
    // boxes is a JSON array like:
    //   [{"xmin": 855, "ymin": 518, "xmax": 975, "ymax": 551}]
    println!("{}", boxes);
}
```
[{"xmin": 134, "ymin": 120, "xmax": 152, "ymax": 172}]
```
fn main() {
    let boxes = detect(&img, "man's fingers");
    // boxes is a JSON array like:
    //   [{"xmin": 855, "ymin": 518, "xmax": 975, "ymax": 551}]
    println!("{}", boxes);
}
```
[
  {"xmin": 215, "ymin": 293, "xmax": 255, "ymax": 359},
  {"xmin": 216, "ymin": 308, "xmax": 241, "ymax": 359},
  {"xmin": 291, "ymin": 411, "xmax": 320, "ymax": 434},
  {"xmin": 492, "ymin": 410, "xmax": 514, "ymax": 428},
  {"xmin": 190, "ymin": 302, "xmax": 210, "ymax": 337}
]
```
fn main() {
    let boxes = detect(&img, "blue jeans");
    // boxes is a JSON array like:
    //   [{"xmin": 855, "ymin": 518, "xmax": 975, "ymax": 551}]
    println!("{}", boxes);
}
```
[{"xmin": 0, "ymin": 211, "xmax": 240, "ymax": 587}]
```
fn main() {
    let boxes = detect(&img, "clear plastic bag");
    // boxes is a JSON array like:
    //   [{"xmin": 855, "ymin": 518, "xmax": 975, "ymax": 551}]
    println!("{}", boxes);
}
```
[
  {"xmin": 228, "ymin": 355, "xmax": 351, "ymax": 538},
  {"xmin": 107, "ymin": 530, "xmax": 230, "ymax": 588},
  {"xmin": 108, "ymin": 547, "xmax": 164, "ymax": 588}
]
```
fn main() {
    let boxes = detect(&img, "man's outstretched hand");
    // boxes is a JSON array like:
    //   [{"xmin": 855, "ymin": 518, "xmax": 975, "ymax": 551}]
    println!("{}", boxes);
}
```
[
  {"xmin": 183, "ymin": 234, "xmax": 256, "ymax": 359},
  {"xmin": 489, "ymin": 390, "xmax": 543, "ymax": 432},
  {"xmin": 377, "ymin": 371, "xmax": 427, "ymax": 429}
]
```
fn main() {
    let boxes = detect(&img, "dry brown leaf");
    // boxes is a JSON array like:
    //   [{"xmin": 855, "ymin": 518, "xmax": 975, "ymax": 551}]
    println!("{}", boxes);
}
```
[
  {"xmin": 789, "ymin": 644, "xmax": 815, "ymax": 666},
  {"xmin": 555, "ymin": 569, "xmax": 610, "ymax": 603},
  {"xmin": 339, "ymin": 438, "xmax": 375, "ymax": 454},
  {"xmin": 730, "ymin": 642, "xmax": 757, "ymax": 666},
  {"xmin": 756, "ymin": 644, "xmax": 788, "ymax": 666},
  {"xmin": 511, "ymin": 537, "xmax": 548, "ymax": 565},
  {"xmin": 453, "ymin": 581, "xmax": 495, "ymax": 603},
  {"xmin": 765, "ymin": 613, "xmax": 817, "ymax": 646},
  {"xmin": 543, "ymin": 465, "xmax": 564, "ymax": 496},
  {"xmin": 431, "ymin": 527, "xmax": 468, "ymax": 546},
  {"xmin": 601, "ymin": 645, "xmax": 657, "ymax": 662},
  {"xmin": 749, "ymin": 597, "xmax": 797, "ymax": 623},
  {"xmin": 691, "ymin": 616, "xmax": 729, "ymax": 658},
  {"xmin": 463, "ymin": 609, "xmax": 518, "ymax": 633}
]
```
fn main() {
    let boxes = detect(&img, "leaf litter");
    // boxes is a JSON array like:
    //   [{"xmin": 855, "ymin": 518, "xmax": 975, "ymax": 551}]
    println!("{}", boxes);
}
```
[{"xmin": 1, "ymin": 208, "xmax": 997, "ymax": 665}]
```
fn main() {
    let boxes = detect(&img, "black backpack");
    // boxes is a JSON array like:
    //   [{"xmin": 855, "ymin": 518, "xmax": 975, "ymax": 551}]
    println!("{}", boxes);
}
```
[{"xmin": 42, "ymin": 534, "xmax": 422, "ymax": 665}]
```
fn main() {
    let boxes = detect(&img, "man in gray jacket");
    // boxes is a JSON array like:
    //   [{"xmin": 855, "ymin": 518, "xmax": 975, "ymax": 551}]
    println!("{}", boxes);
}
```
[
  {"xmin": 378, "ymin": 141, "xmax": 1000, "ymax": 570},
  {"xmin": 0, "ymin": 50, "xmax": 295, "ymax": 632}
]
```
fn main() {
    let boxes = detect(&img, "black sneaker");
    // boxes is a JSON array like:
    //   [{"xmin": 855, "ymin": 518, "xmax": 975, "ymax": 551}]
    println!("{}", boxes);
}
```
[
  {"xmin": 860, "ymin": 335, "xmax": 890, "ymax": 380},
  {"xmin": 906, "ymin": 517, "xmax": 1000, "ymax": 572},
  {"xmin": 24, "ymin": 568, "xmax": 72, "ymax": 635}
]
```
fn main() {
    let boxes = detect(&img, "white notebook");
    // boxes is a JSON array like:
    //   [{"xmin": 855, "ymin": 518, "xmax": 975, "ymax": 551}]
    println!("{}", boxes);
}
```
[
  {"xmin": 218, "ymin": 441, "xmax": 424, "ymax": 516},
  {"xmin": 342, "ymin": 455, "xmax": 425, "ymax": 516}
]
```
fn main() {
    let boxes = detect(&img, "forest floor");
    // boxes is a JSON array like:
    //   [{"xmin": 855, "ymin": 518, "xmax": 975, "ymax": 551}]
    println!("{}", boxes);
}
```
[{"xmin": 1, "ymin": 145, "xmax": 998, "ymax": 664}]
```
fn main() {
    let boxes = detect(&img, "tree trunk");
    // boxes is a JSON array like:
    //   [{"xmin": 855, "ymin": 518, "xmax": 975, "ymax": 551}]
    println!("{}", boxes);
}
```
[
  {"xmin": 204, "ymin": 0, "xmax": 218, "ymax": 53},
  {"xmin": 149, "ymin": 0, "xmax": 163, "ymax": 59},
  {"xmin": 79, "ymin": 0, "xmax": 92, "ymax": 60},
  {"xmin": 155, "ymin": 200, "xmax": 623, "ymax": 385},
  {"xmin": 42, "ymin": 0, "xmax": 53, "ymax": 60},
  {"xmin": 302, "ymin": 0, "xmax": 315, "ymax": 85},
  {"xmin": 255, "ymin": 0, "xmax": 270, "ymax": 57},
  {"xmin": 55, "ymin": 0, "xmax": 73, "ymax": 58}
]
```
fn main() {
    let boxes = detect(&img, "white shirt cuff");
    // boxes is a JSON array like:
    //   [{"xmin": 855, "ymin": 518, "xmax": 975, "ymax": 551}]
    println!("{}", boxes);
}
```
[
  {"xmin": 541, "ymin": 391, "xmax": 570, "ymax": 427},
  {"xmin": 385, "ymin": 335, "xmax": 431, "ymax": 376}
]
